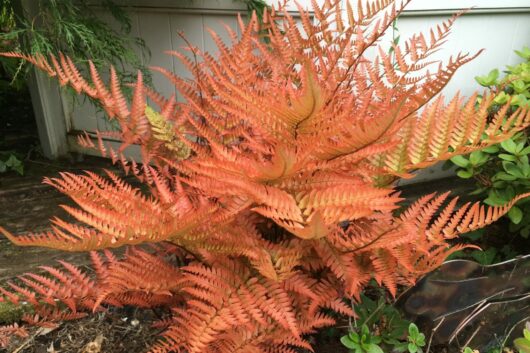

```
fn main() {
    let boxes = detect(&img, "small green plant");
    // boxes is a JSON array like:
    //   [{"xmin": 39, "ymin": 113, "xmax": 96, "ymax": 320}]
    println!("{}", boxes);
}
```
[
  {"xmin": 451, "ymin": 46, "xmax": 530, "ymax": 239},
  {"xmin": 341, "ymin": 319, "xmax": 427, "ymax": 353},
  {"xmin": 475, "ymin": 46, "xmax": 530, "ymax": 110},
  {"xmin": 475, "ymin": 68, "xmax": 500, "ymax": 88},
  {"xmin": 341, "ymin": 290, "xmax": 428, "ymax": 353},
  {"xmin": 404, "ymin": 323, "xmax": 426, "ymax": 353},
  {"xmin": 341, "ymin": 324, "xmax": 384, "ymax": 353},
  {"xmin": 0, "ymin": 152, "xmax": 22, "ymax": 175},
  {"xmin": 354, "ymin": 291, "xmax": 411, "ymax": 346},
  {"xmin": 463, "ymin": 347, "xmax": 479, "ymax": 353},
  {"xmin": 514, "ymin": 328, "xmax": 530, "ymax": 353},
  {"xmin": 452, "ymin": 132, "xmax": 530, "ymax": 237}
]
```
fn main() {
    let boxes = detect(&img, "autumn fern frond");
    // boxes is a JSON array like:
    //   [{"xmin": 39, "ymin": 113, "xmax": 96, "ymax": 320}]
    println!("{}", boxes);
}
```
[
  {"xmin": 0, "ymin": 323, "xmax": 28, "ymax": 348},
  {"xmin": 384, "ymin": 93, "xmax": 530, "ymax": 176}
]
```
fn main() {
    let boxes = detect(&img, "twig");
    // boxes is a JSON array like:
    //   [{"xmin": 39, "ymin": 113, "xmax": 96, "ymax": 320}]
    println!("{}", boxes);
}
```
[
  {"xmin": 348, "ymin": 297, "xmax": 357, "ymax": 331},
  {"xmin": 462, "ymin": 326, "xmax": 481, "ymax": 350},
  {"xmin": 426, "ymin": 317, "xmax": 444, "ymax": 353}
]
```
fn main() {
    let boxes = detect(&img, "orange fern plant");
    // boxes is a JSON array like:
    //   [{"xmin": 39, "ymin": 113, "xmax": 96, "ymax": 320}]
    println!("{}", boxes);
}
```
[{"xmin": 1, "ymin": 0, "xmax": 529, "ymax": 351}]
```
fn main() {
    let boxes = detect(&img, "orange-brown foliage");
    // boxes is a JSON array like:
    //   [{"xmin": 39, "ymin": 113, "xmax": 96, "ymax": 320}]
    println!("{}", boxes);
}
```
[{"xmin": 1, "ymin": 0, "xmax": 529, "ymax": 351}]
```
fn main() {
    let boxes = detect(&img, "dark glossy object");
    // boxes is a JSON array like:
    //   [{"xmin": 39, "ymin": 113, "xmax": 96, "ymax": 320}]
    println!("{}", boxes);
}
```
[{"xmin": 397, "ymin": 255, "xmax": 530, "ymax": 350}]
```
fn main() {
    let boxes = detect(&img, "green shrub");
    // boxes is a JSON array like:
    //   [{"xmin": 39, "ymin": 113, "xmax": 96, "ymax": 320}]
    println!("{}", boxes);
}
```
[
  {"xmin": 0, "ymin": 0, "xmax": 149, "ymax": 87},
  {"xmin": 451, "ymin": 46, "xmax": 530, "ymax": 238}
]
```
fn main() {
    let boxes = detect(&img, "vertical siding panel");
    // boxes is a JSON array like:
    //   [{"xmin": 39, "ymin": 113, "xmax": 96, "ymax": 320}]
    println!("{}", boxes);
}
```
[
  {"xmin": 393, "ymin": 13, "xmax": 530, "ymax": 99},
  {"xmin": 202, "ymin": 15, "xmax": 239, "ymax": 55},
  {"xmin": 507, "ymin": 15, "xmax": 530, "ymax": 65},
  {"xmin": 68, "ymin": 97, "xmax": 98, "ymax": 132},
  {"xmin": 137, "ymin": 11, "xmax": 176, "ymax": 99},
  {"xmin": 170, "ymin": 14, "xmax": 205, "ymax": 101},
  {"xmin": 98, "ymin": 11, "xmax": 143, "ymax": 132}
]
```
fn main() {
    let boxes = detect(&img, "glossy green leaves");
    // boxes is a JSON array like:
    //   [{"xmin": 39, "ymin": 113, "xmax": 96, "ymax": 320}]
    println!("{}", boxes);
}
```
[
  {"xmin": 475, "ymin": 69, "xmax": 499, "ymax": 87},
  {"xmin": 341, "ymin": 325, "xmax": 384, "ymax": 353},
  {"xmin": 514, "ymin": 328, "xmax": 530, "ymax": 353}
]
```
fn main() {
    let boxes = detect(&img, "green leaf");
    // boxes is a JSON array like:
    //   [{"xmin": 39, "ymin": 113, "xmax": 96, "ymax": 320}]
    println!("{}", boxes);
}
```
[
  {"xmin": 371, "ymin": 336, "xmax": 382, "ymax": 345},
  {"xmin": 12, "ymin": 163, "xmax": 24, "ymax": 175},
  {"xmin": 469, "ymin": 151, "xmax": 488, "ymax": 166},
  {"xmin": 341, "ymin": 335, "xmax": 359, "ymax": 349},
  {"xmin": 521, "ymin": 162, "xmax": 530, "ymax": 177},
  {"xmin": 367, "ymin": 344, "xmax": 384, "ymax": 353},
  {"xmin": 0, "ymin": 161, "xmax": 6, "ymax": 173},
  {"xmin": 471, "ymin": 248, "xmax": 497, "ymax": 265},
  {"xmin": 461, "ymin": 230, "xmax": 485, "ymax": 241},
  {"xmin": 499, "ymin": 153, "xmax": 517, "ymax": 161},
  {"xmin": 524, "ymin": 328, "xmax": 530, "ymax": 340},
  {"xmin": 475, "ymin": 69, "xmax": 499, "ymax": 87},
  {"xmin": 349, "ymin": 331, "xmax": 360, "ymax": 343},
  {"xmin": 514, "ymin": 337, "xmax": 530, "ymax": 353},
  {"xmin": 485, "ymin": 189, "xmax": 509, "ymax": 205},
  {"xmin": 408, "ymin": 343, "xmax": 418, "ymax": 353},
  {"xmin": 361, "ymin": 324, "xmax": 370, "ymax": 338},
  {"xmin": 457, "ymin": 170, "xmax": 473, "ymax": 179},
  {"xmin": 393, "ymin": 342, "xmax": 408, "ymax": 353},
  {"xmin": 520, "ymin": 146, "xmax": 530, "ymax": 155},
  {"xmin": 501, "ymin": 138, "xmax": 518, "ymax": 153},
  {"xmin": 470, "ymin": 186, "xmax": 488, "ymax": 195},
  {"xmin": 492, "ymin": 181, "xmax": 507, "ymax": 188},
  {"xmin": 408, "ymin": 323, "xmax": 420, "ymax": 337},
  {"xmin": 494, "ymin": 91, "xmax": 509, "ymax": 105},
  {"xmin": 503, "ymin": 161, "xmax": 524, "ymax": 178},
  {"xmin": 494, "ymin": 172, "xmax": 517, "ymax": 181},
  {"xmin": 482, "ymin": 145, "xmax": 500, "ymax": 154},
  {"xmin": 515, "ymin": 46, "xmax": 530, "ymax": 60},
  {"xmin": 512, "ymin": 80, "xmax": 527, "ymax": 94},
  {"xmin": 416, "ymin": 334, "xmax": 425, "ymax": 346},
  {"xmin": 508, "ymin": 206, "xmax": 523, "ymax": 224},
  {"xmin": 3, "ymin": 154, "xmax": 23, "ymax": 175},
  {"xmin": 520, "ymin": 179, "xmax": 530, "ymax": 187},
  {"xmin": 450, "ymin": 155, "xmax": 470, "ymax": 168},
  {"xmin": 512, "ymin": 94, "xmax": 529, "ymax": 108}
]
